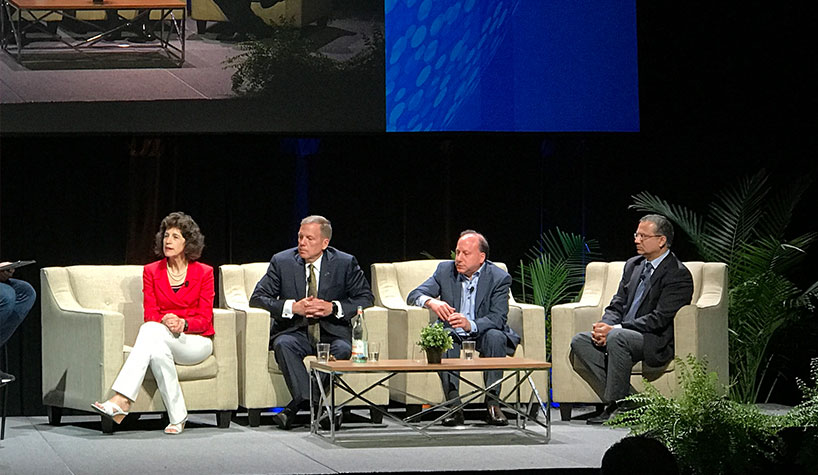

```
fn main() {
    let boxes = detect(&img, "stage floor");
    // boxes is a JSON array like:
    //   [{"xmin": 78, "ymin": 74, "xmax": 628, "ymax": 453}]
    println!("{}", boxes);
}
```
[{"xmin": 0, "ymin": 407, "xmax": 628, "ymax": 474}]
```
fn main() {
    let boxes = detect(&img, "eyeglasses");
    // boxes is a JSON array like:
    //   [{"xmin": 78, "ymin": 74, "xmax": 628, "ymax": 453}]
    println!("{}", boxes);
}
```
[{"xmin": 633, "ymin": 233, "xmax": 662, "ymax": 241}]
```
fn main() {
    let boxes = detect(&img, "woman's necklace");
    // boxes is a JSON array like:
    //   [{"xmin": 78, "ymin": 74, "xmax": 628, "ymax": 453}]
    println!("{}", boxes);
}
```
[{"xmin": 167, "ymin": 262, "xmax": 188, "ymax": 285}]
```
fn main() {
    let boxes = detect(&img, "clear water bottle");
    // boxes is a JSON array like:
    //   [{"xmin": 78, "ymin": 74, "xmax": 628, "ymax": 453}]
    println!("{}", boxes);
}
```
[{"xmin": 351, "ymin": 306, "xmax": 368, "ymax": 363}]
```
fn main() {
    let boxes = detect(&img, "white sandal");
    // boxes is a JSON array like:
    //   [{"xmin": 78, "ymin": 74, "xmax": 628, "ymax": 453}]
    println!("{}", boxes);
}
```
[
  {"xmin": 91, "ymin": 401, "xmax": 129, "ymax": 424},
  {"xmin": 164, "ymin": 420, "xmax": 186, "ymax": 435}
]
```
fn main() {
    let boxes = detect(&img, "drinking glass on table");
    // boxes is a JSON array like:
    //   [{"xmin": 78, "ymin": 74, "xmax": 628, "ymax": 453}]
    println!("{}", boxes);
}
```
[
  {"xmin": 368, "ymin": 342, "xmax": 380, "ymax": 362},
  {"xmin": 317, "ymin": 343, "xmax": 330, "ymax": 363},
  {"xmin": 462, "ymin": 340, "xmax": 476, "ymax": 360}
]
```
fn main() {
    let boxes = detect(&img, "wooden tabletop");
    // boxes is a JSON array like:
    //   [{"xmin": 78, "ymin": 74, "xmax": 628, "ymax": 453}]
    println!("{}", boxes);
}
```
[
  {"xmin": 311, "ymin": 357, "xmax": 551, "ymax": 373},
  {"xmin": 7, "ymin": 0, "xmax": 184, "ymax": 10}
]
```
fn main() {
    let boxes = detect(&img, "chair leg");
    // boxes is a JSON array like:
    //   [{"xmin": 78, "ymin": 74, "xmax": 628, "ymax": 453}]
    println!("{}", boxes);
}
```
[
  {"xmin": 216, "ymin": 410, "xmax": 231, "ymax": 428},
  {"xmin": 559, "ymin": 403, "xmax": 573, "ymax": 421},
  {"xmin": 405, "ymin": 404, "xmax": 422, "ymax": 418},
  {"xmin": 101, "ymin": 415, "xmax": 115, "ymax": 434},
  {"xmin": 1, "ymin": 382, "xmax": 6, "ymax": 440},
  {"xmin": 247, "ymin": 408, "xmax": 261, "ymax": 427},
  {"xmin": 46, "ymin": 405, "xmax": 62, "ymax": 426},
  {"xmin": 196, "ymin": 20, "xmax": 207, "ymax": 35},
  {"xmin": 369, "ymin": 406, "xmax": 383, "ymax": 424},
  {"xmin": 1, "ymin": 346, "xmax": 7, "ymax": 440}
]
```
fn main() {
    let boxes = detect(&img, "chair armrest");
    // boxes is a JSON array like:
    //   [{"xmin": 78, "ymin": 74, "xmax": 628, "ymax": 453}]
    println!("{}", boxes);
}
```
[
  {"xmin": 510, "ymin": 302, "xmax": 546, "ymax": 361},
  {"xmin": 673, "ymin": 303, "xmax": 729, "ymax": 388},
  {"xmin": 210, "ymin": 308, "xmax": 239, "ymax": 407},
  {"xmin": 41, "ymin": 306, "xmax": 125, "ymax": 406},
  {"xmin": 364, "ymin": 306, "xmax": 389, "ymax": 359}
]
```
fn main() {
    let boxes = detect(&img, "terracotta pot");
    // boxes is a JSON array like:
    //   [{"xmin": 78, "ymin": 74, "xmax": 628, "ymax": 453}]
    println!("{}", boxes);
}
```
[{"xmin": 425, "ymin": 348, "xmax": 443, "ymax": 364}]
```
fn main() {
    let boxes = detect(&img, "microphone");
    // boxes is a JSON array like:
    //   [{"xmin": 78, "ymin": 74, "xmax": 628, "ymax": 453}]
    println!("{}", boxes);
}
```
[
  {"xmin": 184, "ymin": 281, "xmax": 189, "ymax": 287},
  {"xmin": 468, "ymin": 286, "xmax": 474, "ymax": 294}
]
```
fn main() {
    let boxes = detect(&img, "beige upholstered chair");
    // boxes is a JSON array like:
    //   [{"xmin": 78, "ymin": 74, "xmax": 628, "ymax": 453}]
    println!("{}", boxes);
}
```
[
  {"xmin": 219, "ymin": 263, "xmax": 389, "ymax": 426},
  {"xmin": 40, "ymin": 266, "xmax": 239, "ymax": 433},
  {"xmin": 371, "ymin": 260, "xmax": 547, "ymax": 411},
  {"xmin": 551, "ymin": 261, "xmax": 728, "ymax": 420},
  {"xmin": 191, "ymin": 0, "xmax": 331, "ymax": 34}
]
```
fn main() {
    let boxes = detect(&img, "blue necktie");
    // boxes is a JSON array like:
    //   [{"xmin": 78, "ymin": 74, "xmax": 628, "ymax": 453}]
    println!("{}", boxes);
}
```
[{"xmin": 624, "ymin": 262, "xmax": 653, "ymax": 323}]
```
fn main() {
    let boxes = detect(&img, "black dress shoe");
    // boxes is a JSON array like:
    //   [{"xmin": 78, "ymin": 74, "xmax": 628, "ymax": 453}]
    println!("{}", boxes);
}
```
[
  {"xmin": 442, "ymin": 410, "xmax": 465, "ymax": 427},
  {"xmin": 1, "ymin": 370, "xmax": 15, "ymax": 384},
  {"xmin": 586, "ymin": 403, "xmax": 617, "ymax": 425},
  {"xmin": 275, "ymin": 408, "xmax": 295, "ymax": 430},
  {"xmin": 485, "ymin": 405, "xmax": 508, "ymax": 426},
  {"xmin": 318, "ymin": 411, "xmax": 342, "ymax": 431}
]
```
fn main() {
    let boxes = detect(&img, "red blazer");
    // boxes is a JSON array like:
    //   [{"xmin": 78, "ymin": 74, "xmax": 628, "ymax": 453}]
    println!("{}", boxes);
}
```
[{"xmin": 143, "ymin": 259, "xmax": 215, "ymax": 337}]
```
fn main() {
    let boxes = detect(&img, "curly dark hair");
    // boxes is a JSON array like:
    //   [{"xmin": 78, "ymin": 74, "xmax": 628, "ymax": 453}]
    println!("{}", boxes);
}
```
[{"xmin": 153, "ymin": 212, "xmax": 205, "ymax": 261}]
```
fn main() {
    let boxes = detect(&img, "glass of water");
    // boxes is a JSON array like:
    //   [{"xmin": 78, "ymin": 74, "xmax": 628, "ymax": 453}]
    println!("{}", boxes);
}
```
[
  {"xmin": 368, "ymin": 342, "xmax": 380, "ymax": 362},
  {"xmin": 462, "ymin": 340, "xmax": 476, "ymax": 360},
  {"xmin": 317, "ymin": 343, "xmax": 330, "ymax": 363}
]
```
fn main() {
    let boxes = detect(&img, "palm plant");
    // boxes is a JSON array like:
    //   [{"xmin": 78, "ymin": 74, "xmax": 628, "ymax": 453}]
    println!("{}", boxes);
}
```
[
  {"xmin": 516, "ymin": 228, "xmax": 601, "ymax": 358},
  {"xmin": 630, "ymin": 169, "xmax": 818, "ymax": 403}
]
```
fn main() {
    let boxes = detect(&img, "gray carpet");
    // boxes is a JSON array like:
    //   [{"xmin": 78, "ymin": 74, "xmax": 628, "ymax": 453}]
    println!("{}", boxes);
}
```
[{"xmin": 0, "ymin": 408, "xmax": 628, "ymax": 474}]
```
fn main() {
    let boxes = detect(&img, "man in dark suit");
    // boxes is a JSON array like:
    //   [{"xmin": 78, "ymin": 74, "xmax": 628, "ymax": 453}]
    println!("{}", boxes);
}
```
[
  {"xmin": 407, "ymin": 230, "xmax": 520, "ymax": 426},
  {"xmin": 571, "ymin": 214, "xmax": 694, "ymax": 424},
  {"xmin": 249, "ymin": 215, "xmax": 373, "ymax": 430}
]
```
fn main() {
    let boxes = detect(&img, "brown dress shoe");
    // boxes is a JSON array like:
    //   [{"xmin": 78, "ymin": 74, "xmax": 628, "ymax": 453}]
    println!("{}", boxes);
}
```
[{"xmin": 486, "ymin": 405, "xmax": 508, "ymax": 426}]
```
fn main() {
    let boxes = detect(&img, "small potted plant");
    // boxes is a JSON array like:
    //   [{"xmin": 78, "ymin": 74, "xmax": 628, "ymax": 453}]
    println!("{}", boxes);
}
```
[{"xmin": 417, "ymin": 322, "xmax": 454, "ymax": 364}]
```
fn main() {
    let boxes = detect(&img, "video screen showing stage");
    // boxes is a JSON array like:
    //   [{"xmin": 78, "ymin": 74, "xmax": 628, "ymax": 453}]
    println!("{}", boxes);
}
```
[{"xmin": 0, "ymin": 0, "xmax": 638, "ymax": 133}]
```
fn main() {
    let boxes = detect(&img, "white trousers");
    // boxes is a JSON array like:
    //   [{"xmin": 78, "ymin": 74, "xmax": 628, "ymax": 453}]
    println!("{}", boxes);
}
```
[{"xmin": 111, "ymin": 321, "xmax": 212, "ymax": 424}]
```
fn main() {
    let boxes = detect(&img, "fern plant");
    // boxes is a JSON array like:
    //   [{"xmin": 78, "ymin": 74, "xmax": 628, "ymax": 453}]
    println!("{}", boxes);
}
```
[
  {"xmin": 516, "ymin": 228, "xmax": 600, "ymax": 358},
  {"xmin": 609, "ymin": 356, "xmax": 782, "ymax": 475},
  {"xmin": 630, "ymin": 170, "xmax": 818, "ymax": 402}
]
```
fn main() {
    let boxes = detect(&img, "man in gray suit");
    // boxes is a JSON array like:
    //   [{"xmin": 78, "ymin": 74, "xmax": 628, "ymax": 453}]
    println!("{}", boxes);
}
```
[
  {"xmin": 408, "ymin": 230, "xmax": 520, "ymax": 426},
  {"xmin": 571, "ymin": 214, "xmax": 693, "ymax": 424},
  {"xmin": 250, "ymin": 215, "xmax": 373, "ymax": 430}
]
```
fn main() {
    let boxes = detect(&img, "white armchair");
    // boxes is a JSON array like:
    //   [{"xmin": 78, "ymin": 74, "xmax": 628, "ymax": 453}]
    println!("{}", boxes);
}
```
[
  {"xmin": 371, "ymin": 260, "xmax": 547, "ymax": 410},
  {"xmin": 191, "ymin": 0, "xmax": 331, "ymax": 34},
  {"xmin": 219, "ymin": 263, "xmax": 389, "ymax": 426},
  {"xmin": 40, "ymin": 266, "xmax": 239, "ymax": 433},
  {"xmin": 551, "ymin": 261, "xmax": 729, "ymax": 420}
]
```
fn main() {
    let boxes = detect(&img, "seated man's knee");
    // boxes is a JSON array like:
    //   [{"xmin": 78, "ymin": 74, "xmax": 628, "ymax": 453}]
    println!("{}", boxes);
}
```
[
  {"xmin": 480, "ymin": 329, "xmax": 507, "ymax": 356},
  {"xmin": 272, "ymin": 333, "xmax": 301, "ymax": 354},
  {"xmin": 330, "ymin": 339, "xmax": 351, "ymax": 360}
]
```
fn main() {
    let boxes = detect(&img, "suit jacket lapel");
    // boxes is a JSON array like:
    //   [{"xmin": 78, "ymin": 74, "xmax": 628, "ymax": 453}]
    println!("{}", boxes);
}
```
[
  {"xmin": 318, "ymin": 249, "xmax": 332, "ymax": 300},
  {"xmin": 156, "ymin": 259, "xmax": 188, "ymax": 306},
  {"xmin": 625, "ymin": 258, "xmax": 646, "ymax": 310},
  {"xmin": 474, "ymin": 264, "xmax": 491, "ymax": 315},
  {"xmin": 293, "ymin": 252, "xmax": 307, "ymax": 300}
]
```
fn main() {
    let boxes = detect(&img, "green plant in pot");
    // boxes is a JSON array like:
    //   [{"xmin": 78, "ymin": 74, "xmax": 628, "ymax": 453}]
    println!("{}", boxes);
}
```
[{"xmin": 418, "ymin": 322, "xmax": 454, "ymax": 364}]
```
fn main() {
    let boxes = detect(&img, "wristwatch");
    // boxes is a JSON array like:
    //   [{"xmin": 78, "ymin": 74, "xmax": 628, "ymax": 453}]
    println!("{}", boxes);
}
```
[
  {"xmin": 183, "ymin": 320, "xmax": 189, "ymax": 332},
  {"xmin": 331, "ymin": 302, "xmax": 338, "ymax": 316}
]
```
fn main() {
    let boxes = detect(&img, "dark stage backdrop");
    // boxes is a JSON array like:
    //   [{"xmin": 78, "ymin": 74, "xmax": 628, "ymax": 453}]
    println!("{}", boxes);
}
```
[{"xmin": 1, "ymin": 133, "xmax": 816, "ymax": 416}]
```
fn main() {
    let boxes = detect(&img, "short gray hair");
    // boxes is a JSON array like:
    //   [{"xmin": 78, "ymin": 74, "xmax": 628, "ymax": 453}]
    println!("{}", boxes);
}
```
[
  {"xmin": 459, "ymin": 229, "xmax": 490, "ymax": 257},
  {"xmin": 640, "ymin": 214, "xmax": 674, "ymax": 247},
  {"xmin": 301, "ymin": 215, "xmax": 332, "ymax": 240}
]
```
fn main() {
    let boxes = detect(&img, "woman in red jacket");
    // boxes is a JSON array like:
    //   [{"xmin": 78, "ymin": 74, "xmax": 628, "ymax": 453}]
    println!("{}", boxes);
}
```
[{"xmin": 92, "ymin": 212, "xmax": 215, "ymax": 435}]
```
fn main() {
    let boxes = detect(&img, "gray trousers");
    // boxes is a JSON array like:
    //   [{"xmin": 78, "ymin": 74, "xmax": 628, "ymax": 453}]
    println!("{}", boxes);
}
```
[
  {"xmin": 570, "ymin": 328, "xmax": 644, "ymax": 403},
  {"xmin": 440, "ymin": 328, "xmax": 514, "ymax": 407}
]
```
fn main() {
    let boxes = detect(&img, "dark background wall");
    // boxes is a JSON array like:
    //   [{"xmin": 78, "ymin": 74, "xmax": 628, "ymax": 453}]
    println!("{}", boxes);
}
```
[{"xmin": 1, "ymin": 2, "xmax": 816, "ymax": 414}]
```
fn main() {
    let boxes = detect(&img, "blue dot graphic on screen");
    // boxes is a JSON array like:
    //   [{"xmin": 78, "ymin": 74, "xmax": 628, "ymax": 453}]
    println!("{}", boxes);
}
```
[
  {"xmin": 385, "ymin": 0, "xmax": 519, "ymax": 132},
  {"xmin": 384, "ymin": 1, "xmax": 640, "ymax": 132}
]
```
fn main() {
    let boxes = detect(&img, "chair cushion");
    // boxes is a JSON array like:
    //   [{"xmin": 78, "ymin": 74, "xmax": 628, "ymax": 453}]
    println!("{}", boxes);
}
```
[{"xmin": 123, "ymin": 346, "xmax": 218, "ymax": 381}]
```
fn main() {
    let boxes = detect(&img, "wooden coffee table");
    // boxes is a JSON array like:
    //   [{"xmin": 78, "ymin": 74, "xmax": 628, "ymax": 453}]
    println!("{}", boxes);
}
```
[
  {"xmin": 309, "ymin": 357, "xmax": 551, "ymax": 443},
  {"xmin": 1, "ymin": 0, "xmax": 186, "ymax": 65}
]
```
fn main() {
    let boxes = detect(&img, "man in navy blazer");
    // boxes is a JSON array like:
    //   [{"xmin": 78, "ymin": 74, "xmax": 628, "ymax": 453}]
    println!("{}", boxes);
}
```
[
  {"xmin": 250, "ymin": 215, "xmax": 373, "ymax": 430},
  {"xmin": 571, "ymin": 214, "xmax": 693, "ymax": 424},
  {"xmin": 407, "ymin": 230, "xmax": 520, "ymax": 426}
]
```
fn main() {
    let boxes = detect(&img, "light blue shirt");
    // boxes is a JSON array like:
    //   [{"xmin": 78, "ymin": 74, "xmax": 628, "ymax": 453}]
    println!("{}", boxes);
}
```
[{"xmin": 414, "ymin": 262, "xmax": 484, "ymax": 337}]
